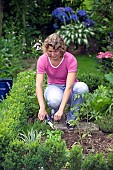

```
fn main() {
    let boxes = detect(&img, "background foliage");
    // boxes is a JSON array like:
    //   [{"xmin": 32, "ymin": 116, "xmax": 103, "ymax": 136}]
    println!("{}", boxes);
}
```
[{"xmin": 0, "ymin": 0, "xmax": 113, "ymax": 76}]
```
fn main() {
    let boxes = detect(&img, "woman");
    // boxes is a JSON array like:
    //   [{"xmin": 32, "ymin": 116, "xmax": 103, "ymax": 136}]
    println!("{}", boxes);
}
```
[{"xmin": 36, "ymin": 33, "xmax": 88, "ymax": 127}]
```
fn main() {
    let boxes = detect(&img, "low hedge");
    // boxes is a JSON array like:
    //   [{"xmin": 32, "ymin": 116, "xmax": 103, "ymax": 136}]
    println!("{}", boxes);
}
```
[{"xmin": 0, "ymin": 71, "xmax": 39, "ymax": 168}]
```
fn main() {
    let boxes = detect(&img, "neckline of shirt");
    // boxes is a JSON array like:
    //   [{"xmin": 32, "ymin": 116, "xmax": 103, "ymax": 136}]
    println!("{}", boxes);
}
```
[{"xmin": 48, "ymin": 53, "xmax": 65, "ymax": 68}]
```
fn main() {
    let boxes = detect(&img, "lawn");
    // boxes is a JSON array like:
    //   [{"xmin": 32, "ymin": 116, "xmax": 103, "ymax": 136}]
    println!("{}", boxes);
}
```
[{"xmin": 76, "ymin": 54, "xmax": 99, "ymax": 75}]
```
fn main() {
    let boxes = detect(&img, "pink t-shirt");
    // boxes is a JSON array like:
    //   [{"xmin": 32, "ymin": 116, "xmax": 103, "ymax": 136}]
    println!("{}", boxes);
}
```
[{"xmin": 37, "ymin": 52, "xmax": 77, "ymax": 85}]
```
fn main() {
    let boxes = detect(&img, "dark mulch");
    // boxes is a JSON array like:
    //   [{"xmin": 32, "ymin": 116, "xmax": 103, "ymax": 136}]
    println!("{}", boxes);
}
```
[{"xmin": 58, "ymin": 122, "xmax": 113, "ymax": 156}]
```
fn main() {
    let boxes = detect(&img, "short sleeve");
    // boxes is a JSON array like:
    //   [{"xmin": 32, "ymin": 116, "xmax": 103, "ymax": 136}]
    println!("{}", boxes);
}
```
[
  {"xmin": 67, "ymin": 54, "xmax": 77, "ymax": 73},
  {"xmin": 37, "ymin": 55, "xmax": 46, "ymax": 74}
]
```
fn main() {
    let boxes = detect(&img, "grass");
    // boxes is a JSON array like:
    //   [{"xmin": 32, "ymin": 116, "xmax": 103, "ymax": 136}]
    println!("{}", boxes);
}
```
[{"xmin": 76, "ymin": 54, "xmax": 100, "ymax": 75}]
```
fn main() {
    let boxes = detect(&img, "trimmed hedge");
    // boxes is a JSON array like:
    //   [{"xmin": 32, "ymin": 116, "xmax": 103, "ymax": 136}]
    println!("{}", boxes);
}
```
[{"xmin": 0, "ymin": 71, "xmax": 39, "ymax": 168}]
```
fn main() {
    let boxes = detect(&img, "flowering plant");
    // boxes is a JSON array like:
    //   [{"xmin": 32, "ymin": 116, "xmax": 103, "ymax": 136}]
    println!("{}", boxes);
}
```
[
  {"xmin": 52, "ymin": 7, "xmax": 95, "ymax": 49},
  {"xmin": 52, "ymin": 7, "xmax": 94, "ymax": 29},
  {"xmin": 52, "ymin": 7, "xmax": 78, "ymax": 28},
  {"xmin": 96, "ymin": 51, "xmax": 113, "ymax": 73}
]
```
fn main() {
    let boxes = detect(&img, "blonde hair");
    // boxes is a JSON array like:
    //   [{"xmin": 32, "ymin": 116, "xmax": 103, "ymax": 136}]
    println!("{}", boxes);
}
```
[{"xmin": 42, "ymin": 33, "xmax": 67, "ymax": 55}]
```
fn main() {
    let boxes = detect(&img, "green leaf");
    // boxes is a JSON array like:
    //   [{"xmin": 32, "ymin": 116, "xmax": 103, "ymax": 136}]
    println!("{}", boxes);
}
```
[
  {"xmin": 66, "ymin": 39, "xmax": 71, "ymax": 46},
  {"xmin": 105, "ymin": 73, "xmax": 113, "ymax": 85},
  {"xmin": 83, "ymin": 38, "xmax": 88, "ymax": 45},
  {"xmin": 71, "ymin": 34, "xmax": 74, "ymax": 42},
  {"xmin": 75, "ymin": 33, "xmax": 78, "ymax": 38},
  {"xmin": 78, "ymin": 38, "xmax": 82, "ymax": 45},
  {"xmin": 79, "ymin": 33, "xmax": 82, "ymax": 38},
  {"xmin": 90, "ymin": 32, "xmax": 95, "ymax": 36},
  {"xmin": 78, "ymin": 29, "xmax": 82, "ymax": 33},
  {"xmin": 84, "ymin": 29, "xmax": 90, "ymax": 33}
]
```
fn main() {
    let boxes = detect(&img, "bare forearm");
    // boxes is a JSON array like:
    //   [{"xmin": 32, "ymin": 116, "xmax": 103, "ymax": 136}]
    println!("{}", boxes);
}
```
[
  {"xmin": 36, "ymin": 86, "xmax": 45, "ymax": 110},
  {"xmin": 59, "ymin": 87, "xmax": 72, "ymax": 112},
  {"xmin": 36, "ymin": 74, "xmax": 47, "ymax": 120}
]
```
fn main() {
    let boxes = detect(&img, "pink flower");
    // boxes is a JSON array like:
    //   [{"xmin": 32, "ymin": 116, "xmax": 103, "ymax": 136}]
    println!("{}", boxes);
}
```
[
  {"xmin": 104, "ymin": 51, "xmax": 113, "ymax": 58},
  {"xmin": 96, "ymin": 51, "xmax": 113, "ymax": 59},
  {"xmin": 96, "ymin": 52, "xmax": 104, "ymax": 59}
]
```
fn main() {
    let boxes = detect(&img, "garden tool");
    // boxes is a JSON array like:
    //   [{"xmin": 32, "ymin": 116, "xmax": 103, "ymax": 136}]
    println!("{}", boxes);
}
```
[{"xmin": 45, "ymin": 115, "xmax": 55, "ymax": 130}]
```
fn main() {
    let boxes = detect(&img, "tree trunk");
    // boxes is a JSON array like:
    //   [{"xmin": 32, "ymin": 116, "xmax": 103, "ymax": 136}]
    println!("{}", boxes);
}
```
[{"xmin": 0, "ymin": 0, "xmax": 3, "ymax": 37}]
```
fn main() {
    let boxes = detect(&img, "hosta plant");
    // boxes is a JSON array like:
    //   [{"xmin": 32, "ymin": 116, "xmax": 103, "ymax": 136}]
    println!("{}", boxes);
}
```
[{"xmin": 57, "ymin": 21, "xmax": 94, "ymax": 49}]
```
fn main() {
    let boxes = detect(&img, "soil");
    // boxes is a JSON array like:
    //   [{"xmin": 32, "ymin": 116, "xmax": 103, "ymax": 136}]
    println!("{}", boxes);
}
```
[{"xmin": 54, "ymin": 121, "xmax": 113, "ymax": 156}]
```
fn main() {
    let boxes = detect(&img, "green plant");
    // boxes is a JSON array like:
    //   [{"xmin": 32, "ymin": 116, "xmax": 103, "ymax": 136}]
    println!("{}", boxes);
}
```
[
  {"xmin": 96, "ymin": 51, "xmax": 113, "ymax": 73},
  {"xmin": 105, "ymin": 72, "xmax": 113, "ymax": 86},
  {"xmin": 2, "ymin": 139, "xmax": 26, "ymax": 170},
  {"xmin": 1, "ymin": 20, "xmax": 42, "ymax": 76},
  {"xmin": 57, "ymin": 21, "xmax": 94, "ymax": 49},
  {"xmin": 95, "ymin": 113, "xmax": 113, "ymax": 133},
  {"xmin": 68, "ymin": 144, "xmax": 83, "ymax": 170},
  {"xmin": 53, "ymin": 7, "xmax": 95, "ymax": 49},
  {"xmin": 19, "ymin": 128, "xmax": 42, "ymax": 144},
  {"xmin": 107, "ymin": 152, "xmax": 113, "ymax": 170},
  {"xmin": 61, "ymin": 0, "xmax": 84, "ymax": 9},
  {"xmin": 79, "ymin": 85, "xmax": 113, "ymax": 121},
  {"xmin": 39, "ymin": 130, "xmax": 67, "ymax": 170},
  {"xmin": 0, "ymin": 71, "xmax": 39, "ymax": 169},
  {"xmin": 78, "ymin": 73, "xmax": 104, "ymax": 92},
  {"xmin": 83, "ymin": 0, "xmax": 93, "ymax": 10},
  {"xmin": 91, "ymin": 0, "xmax": 113, "ymax": 50},
  {"xmin": 82, "ymin": 153, "xmax": 108, "ymax": 170},
  {"xmin": 0, "ymin": 34, "xmax": 24, "ymax": 75},
  {"xmin": 2, "ymin": 137, "xmax": 42, "ymax": 170}
]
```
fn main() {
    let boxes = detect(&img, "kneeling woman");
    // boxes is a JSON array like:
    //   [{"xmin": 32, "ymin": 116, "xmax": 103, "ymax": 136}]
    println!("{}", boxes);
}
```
[{"xmin": 36, "ymin": 33, "xmax": 89, "ymax": 127}]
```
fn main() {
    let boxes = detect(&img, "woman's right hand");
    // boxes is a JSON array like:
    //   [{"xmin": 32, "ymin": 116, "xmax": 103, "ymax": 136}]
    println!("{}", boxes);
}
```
[{"xmin": 38, "ymin": 109, "xmax": 48, "ymax": 121}]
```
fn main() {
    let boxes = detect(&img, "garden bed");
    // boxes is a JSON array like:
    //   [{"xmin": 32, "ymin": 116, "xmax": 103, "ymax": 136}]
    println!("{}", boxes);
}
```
[{"xmin": 55, "ymin": 122, "xmax": 113, "ymax": 156}]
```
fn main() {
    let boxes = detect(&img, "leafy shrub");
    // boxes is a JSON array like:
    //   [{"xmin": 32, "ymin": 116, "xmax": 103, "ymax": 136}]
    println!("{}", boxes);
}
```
[
  {"xmin": 39, "ymin": 130, "xmax": 67, "ymax": 170},
  {"xmin": 2, "ymin": 139, "xmax": 27, "ymax": 170},
  {"xmin": 0, "ymin": 71, "xmax": 39, "ymax": 168},
  {"xmin": 82, "ymin": 153, "xmax": 108, "ymax": 170},
  {"xmin": 57, "ymin": 22, "xmax": 94, "ymax": 49},
  {"xmin": 68, "ymin": 144, "xmax": 83, "ymax": 170},
  {"xmin": 78, "ymin": 73, "xmax": 104, "ymax": 92},
  {"xmin": 2, "ymin": 137, "xmax": 42, "ymax": 170},
  {"xmin": 95, "ymin": 113, "xmax": 113, "ymax": 133},
  {"xmin": 91, "ymin": 0, "xmax": 113, "ymax": 51},
  {"xmin": 105, "ymin": 72, "xmax": 113, "ymax": 87},
  {"xmin": 0, "ymin": 33, "xmax": 25, "ymax": 75},
  {"xmin": 79, "ymin": 85, "xmax": 113, "ymax": 121},
  {"xmin": 52, "ymin": 7, "xmax": 95, "ymax": 49},
  {"xmin": 96, "ymin": 51, "xmax": 113, "ymax": 73},
  {"xmin": 1, "ymin": 71, "xmax": 39, "ymax": 121},
  {"xmin": 89, "ymin": 85, "xmax": 113, "ymax": 114},
  {"xmin": 107, "ymin": 152, "xmax": 113, "ymax": 170}
]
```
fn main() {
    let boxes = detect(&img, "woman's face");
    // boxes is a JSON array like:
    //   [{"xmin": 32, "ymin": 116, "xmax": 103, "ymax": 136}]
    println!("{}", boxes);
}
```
[{"xmin": 47, "ymin": 46, "xmax": 62, "ymax": 60}]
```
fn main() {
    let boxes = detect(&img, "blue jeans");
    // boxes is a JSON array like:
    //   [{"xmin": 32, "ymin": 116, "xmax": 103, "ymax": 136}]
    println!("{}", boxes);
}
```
[{"xmin": 44, "ymin": 82, "xmax": 89, "ymax": 122}]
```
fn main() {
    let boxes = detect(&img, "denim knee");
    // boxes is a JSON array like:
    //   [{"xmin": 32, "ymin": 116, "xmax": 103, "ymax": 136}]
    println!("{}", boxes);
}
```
[
  {"xmin": 73, "ymin": 82, "xmax": 89, "ymax": 94},
  {"xmin": 44, "ymin": 85, "xmax": 63, "ymax": 109}
]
